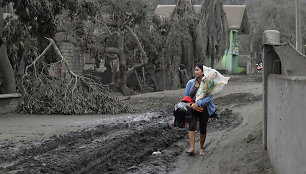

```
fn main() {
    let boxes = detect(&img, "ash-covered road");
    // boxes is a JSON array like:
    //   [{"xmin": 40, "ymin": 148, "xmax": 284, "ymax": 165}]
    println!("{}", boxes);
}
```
[{"xmin": 0, "ymin": 92, "xmax": 262, "ymax": 174}]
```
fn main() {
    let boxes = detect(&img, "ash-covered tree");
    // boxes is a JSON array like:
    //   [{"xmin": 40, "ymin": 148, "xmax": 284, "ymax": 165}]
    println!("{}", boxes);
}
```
[
  {"xmin": 79, "ymin": 0, "xmax": 151, "ymax": 95},
  {"xmin": 194, "ymin": 0, "xmax": 228, "ymax": 68},
  {"xmin": 0, "ymin": 0, "xmax": 78, "ymax": 94},
  {"xmin": 164, "ymin": 0, "xmax": 198, "ymax": 89},
  {"xmin": 0, "ymin": 0, "xmax": 132, "ymax": 114},
  {"xmin": 162, "ymin": 0, "xmax": 228, "ymax": 89},
  {"xmin": 58, "ymin": 0, "xmax": 146, "ymax": 95}
]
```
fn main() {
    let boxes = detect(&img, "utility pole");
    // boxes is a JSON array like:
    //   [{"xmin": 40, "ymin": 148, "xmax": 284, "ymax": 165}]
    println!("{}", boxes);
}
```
[{"xmin": 296, "ymin": 0, "xmax": 302, "ymax": 52}]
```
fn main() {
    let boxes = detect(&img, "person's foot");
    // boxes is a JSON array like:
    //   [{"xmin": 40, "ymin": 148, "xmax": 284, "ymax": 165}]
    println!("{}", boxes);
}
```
[
  {"xmin": 199, "ymin": 149, "xmax": 205, "ymax": 156},
  {"xmin": 186, "ymin": 149, "xmax": 195, "ymax": 155}
]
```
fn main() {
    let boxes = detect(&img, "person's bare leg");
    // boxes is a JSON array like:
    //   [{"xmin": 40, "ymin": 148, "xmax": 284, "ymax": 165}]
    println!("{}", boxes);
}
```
[
  {"xmin": 188, "ymin": 131, "xmax": 196, "ymax": 154},
  {"xmin": 200, "ymin": 133, "xmax": 206, "ymax": 155}
]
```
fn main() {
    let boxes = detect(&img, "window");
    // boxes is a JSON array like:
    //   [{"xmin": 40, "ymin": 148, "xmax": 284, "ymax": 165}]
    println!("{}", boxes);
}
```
[{"xmin": 74, "ymin": 50, "xmax": 80, "ymax": 69}]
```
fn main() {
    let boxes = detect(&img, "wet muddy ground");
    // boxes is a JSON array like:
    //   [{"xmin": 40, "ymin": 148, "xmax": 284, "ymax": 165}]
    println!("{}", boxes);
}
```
[{"xmin": 0, "ymin": 92, "xmax": 262, "ymax": 174}]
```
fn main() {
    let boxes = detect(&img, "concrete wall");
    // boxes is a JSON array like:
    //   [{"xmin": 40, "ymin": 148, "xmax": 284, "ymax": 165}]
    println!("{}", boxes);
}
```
[
  {"xmin": 238, "ymin": 50, "xmax": 250, "ymax": 67},
  {"xmin": 0, "ymin": 93, "xmax": 21, "ymax": 114},
  {"xmin": 267, "ymin": 74, "xmax": 306, "ymax": 174}
]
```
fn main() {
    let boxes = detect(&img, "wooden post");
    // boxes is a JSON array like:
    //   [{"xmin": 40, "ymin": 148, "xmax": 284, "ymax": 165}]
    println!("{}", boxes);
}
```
[{"xmin": 57, "ymin": 62, "xmax": 61, "ymax": 78}]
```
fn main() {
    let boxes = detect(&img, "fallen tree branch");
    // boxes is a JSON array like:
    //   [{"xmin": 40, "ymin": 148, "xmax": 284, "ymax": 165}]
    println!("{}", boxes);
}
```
[
  {"xmin": 19, "ymin": 37, "xmax": 132, "ymax": 115},
  {"xmin": 24, "ymin": 41, "xmax": 53, "ymax": 78}
]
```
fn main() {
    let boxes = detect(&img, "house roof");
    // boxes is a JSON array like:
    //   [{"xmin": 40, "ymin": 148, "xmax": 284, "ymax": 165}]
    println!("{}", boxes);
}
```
[
  {"xmin": 154, "ymin": 4, "xmax": 249, "ymax": 34},
  {"xmin": 154, "ymin": 5, "xmax": 176, "ymax": 18},
  {"xmin": 154, "ymin": 5, "xmax": 201, "ymax": 18},
  {"xmin": 223, "ymin": 5, "xmax": 249, "ymax": 33}
]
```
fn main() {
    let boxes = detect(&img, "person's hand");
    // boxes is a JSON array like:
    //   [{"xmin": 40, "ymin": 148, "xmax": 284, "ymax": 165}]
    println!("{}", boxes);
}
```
[
  {"xmin": 202, "ymin": 76, "xmax": 206, "ymax": 82},
  {"xmin": 191, "ymin": 102, "xmax": 198, "ymax": 109}
]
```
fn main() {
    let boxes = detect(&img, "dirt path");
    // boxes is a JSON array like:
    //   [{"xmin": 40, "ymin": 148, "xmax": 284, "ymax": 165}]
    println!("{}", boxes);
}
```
[
  {"xmin": 170, "ymin": 101, "xmax": 273, "ymax": 174},
  {"xmin": 127, "ymin": 80, "xmax": 274, "ymax": 174}
]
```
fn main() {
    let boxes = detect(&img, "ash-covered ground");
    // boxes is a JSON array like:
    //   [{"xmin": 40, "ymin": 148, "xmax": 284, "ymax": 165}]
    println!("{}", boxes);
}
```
[
  {"xmin": 0, "ymin": 78, "xmax": 274, "ymax": 174},
  {"xmin": 0, "ymin": 93, "xmax": 260, "ymax": 174}
]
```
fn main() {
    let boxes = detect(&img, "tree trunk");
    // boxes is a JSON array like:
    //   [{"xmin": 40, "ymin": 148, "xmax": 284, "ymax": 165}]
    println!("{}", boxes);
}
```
[
  {"xmin": 164, "ymin": 0, "xmax": 198, "ymax": 89},
  {"xmin": 111, "ymin": 58, "xmax": 118, "ymax": 84},
  {"xmin": 195, "ymin": 0, "xmax": 228, "ymax": 68},
  {"xmin": 105, "ymin": 26, "xmax": 148, "ymax": 95},
  {"xmin": 117, "ymin": 32, "xmax": 131, "ymax": 95},
  {"xmin": 106, "ymin": 32, "xmax": 133, "ymax": 96},
  {"xmin": 0, "ymin": 7, "xmax": 16, "ymax": 94},
  {"xmin": 125, "ymin": 26, "xmax": 148, "ymax": 80}
]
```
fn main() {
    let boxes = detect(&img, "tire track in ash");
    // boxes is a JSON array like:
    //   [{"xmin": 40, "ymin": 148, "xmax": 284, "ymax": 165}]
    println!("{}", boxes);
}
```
[
  {"xmin": 0, "ymin": 111, "xmax": 186, "ymax": 174},
  {"xmin": 0, "ymin": 122, "xmax": 130, "ymax": 166}
]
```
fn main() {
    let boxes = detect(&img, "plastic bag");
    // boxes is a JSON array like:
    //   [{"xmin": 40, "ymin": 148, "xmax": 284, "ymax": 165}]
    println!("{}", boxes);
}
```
[
  {"xmin": 173, "ymin": 101, "xmax": 192, "ymax": 119},
  {"xmin": 196, "ymin": 66, "xmax": 230, "ymax": 100},
  {"xmin": 202, "ymin": 65, "xmax": 230, "ymax": 94},
  {"xmin": 173, "ymin": 101, "xmax": 192, "ymax": 128}
]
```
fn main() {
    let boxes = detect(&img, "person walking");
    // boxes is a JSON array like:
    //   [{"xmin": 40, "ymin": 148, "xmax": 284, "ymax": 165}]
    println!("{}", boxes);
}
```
[{"xmin": 184, "ymin": 63, "xmax": 216, "ymax": 156}]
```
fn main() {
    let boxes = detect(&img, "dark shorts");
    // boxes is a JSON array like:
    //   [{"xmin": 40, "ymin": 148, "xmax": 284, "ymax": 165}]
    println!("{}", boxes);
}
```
[{"xmin": 188, "ymin": 106, "xmax": 209, "ymax": 134}]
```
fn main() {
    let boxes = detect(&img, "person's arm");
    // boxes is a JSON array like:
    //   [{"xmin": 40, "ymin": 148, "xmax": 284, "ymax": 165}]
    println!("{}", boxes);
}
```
[
  {"xmin": 196, "ymin": 94, "xmax": 213, "ymax": 107},
  {"xmin": 202, "ymin": 76, "xmax": 206, "ymax": 82},
  {"xmin": 196, "ymin": 92, "xmax": 205, "ymax": 101}
]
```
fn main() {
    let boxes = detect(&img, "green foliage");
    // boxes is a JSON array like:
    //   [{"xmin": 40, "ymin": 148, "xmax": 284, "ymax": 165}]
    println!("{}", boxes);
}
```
[{"xmin": 244, "ymin": 134, "xmax": 256, "ymax": 143}]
